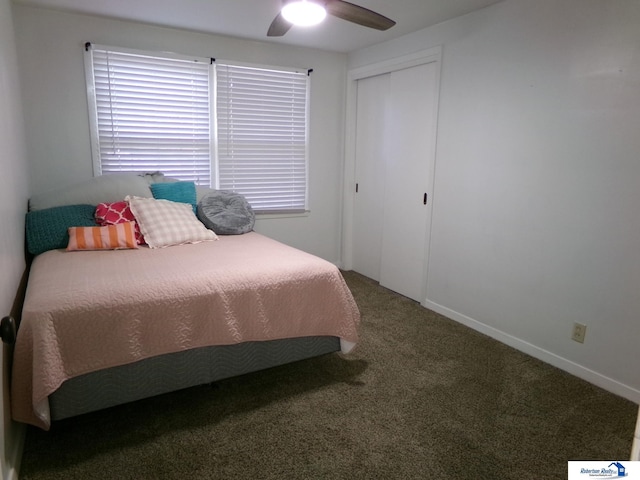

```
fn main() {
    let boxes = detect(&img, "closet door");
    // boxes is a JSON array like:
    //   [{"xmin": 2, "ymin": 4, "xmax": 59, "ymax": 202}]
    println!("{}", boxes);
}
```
[
  {"xmin": 352, "ymin": 73, "xmax": 390, "ymax": 282},
  {"xmin": 352, "ymin": 61, "xmax": 438, "ymax": 302},
  {"xmin": 378, "ymin": 62, "xmax": 438, "ymax": 302}
]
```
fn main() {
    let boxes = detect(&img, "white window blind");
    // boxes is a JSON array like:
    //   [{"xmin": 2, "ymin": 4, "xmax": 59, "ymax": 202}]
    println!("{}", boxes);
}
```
[
  {"xmin": 216, "ymin": 63, "xmax": 309, "ymax": 213},
  {"xmin": 85, "ymin": 45, "xmax": 310, "ymax": 214},
  {"xmin": 86, "ymin": 45, "xmax": 212, "ymax": 185}
]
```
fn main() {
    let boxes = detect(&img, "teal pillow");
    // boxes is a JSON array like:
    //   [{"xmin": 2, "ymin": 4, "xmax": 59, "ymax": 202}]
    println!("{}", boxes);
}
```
[
  {"xmin": 26, "ymin": 204, "xmax": 97, "ymax": 255},
  {"xmin": 150, "ymin": 181, "xmax": 197, "ymax": 213}
]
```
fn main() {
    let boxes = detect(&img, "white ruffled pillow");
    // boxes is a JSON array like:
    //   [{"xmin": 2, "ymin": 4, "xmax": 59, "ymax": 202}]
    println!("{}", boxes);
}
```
[
  {"xmin": 29, "ymin": 174, "xmax": 153, "ymax": 211},
  {"xmin": 126, "ymin": 196, "xmax": 217, "ymax": 248}
]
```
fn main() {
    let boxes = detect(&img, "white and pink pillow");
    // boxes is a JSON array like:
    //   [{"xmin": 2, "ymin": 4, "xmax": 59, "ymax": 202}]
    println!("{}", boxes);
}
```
[
  {"xmin": 95, "ymin": 201, "xmax": 145, "ymax": 245},
  {"xmin": 125, "ymin": 195, "xmax": 217, "ymax": 249}
]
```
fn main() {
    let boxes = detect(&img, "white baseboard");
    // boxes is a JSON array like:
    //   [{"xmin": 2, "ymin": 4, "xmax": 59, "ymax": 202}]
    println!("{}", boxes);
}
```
[
  {"xmin": 422, "ymin": 299, "xmax": 640, "ymax": 405},
  {"xmin": 3, "ymin": 422, "xmax": 26, "ymax": 480}
]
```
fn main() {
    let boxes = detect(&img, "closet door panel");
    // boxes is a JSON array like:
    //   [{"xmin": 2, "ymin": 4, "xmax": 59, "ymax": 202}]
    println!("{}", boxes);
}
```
[
  {"xmin": 352, "ymin": 73, "xmax": 390, "ymax": 282},
  {"xmin": 379, "ymin": 62, "xmax": 438, "ymax": 302}
]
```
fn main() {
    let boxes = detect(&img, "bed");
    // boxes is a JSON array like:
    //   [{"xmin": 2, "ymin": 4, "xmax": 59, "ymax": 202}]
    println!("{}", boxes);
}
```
[{"xmin": 11, "ymin": 174, "xmax": 360, "ymax": 430}]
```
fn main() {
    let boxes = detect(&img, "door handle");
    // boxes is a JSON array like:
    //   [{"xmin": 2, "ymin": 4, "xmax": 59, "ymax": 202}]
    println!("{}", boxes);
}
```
[
  {"xmin": 1, "ymin": 316, "xmax": 16, "ymax": 345},
  {"xmin": 423, "ymin": 193, "xmax": 427, "ymax": 205}
]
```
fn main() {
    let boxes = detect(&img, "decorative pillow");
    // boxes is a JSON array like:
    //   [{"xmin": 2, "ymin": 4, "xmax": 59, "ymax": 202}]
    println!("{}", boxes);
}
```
[
  {"xmin": 126, "ymin": 196, "xmax": 217, "ymax": 249},
  {"xmin": 197, "ymin": 191, "xmax": 255, "ymax": 235},
  {"xmin": 150, "ymin": 181, "xmax": 197, "ymax": 212},
  {"xmin": 95, "ymin": 201, "xmax": 146, "ymax": 245},
  {"xmin": 67, "ymin": 222, "xmax": 138, "ymax": 251},
  {"xmin": 26, "ymin": 204, "xmax": 97, "ymax": 256}
]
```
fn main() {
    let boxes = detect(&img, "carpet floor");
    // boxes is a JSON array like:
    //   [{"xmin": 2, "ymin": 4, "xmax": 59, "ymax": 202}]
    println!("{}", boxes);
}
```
[{"xmin": 19, "ymin": 270, "xmax": 637, "ymax": 479}]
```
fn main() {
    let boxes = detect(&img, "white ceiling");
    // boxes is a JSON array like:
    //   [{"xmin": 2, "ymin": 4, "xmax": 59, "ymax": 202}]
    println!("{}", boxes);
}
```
[{"xmin": 12, "ymin": 0, "xmax": 503, "ymax": 53}]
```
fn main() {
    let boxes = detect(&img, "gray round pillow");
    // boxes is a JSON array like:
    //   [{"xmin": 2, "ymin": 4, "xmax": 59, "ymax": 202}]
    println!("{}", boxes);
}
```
[{"xmin": 197, "ymin": 191, "xmax": 255, "ymax": 235}]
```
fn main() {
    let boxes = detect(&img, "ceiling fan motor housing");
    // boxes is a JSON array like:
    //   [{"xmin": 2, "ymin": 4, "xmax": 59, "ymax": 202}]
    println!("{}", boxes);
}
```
[{"xmin": 268, "ymin": 0, "xmax": 395, "ymax": 37}]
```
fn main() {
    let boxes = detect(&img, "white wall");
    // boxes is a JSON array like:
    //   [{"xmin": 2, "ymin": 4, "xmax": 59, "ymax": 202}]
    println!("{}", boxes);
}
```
[
  {"xmin": 12, "ymin": 5, "xmax": 348, "ymax": 264},
  {"xmin": 348, "ymin": 0, "xmax": 640, "ymax": 402},
  {"xmin": 0, "ymin": 0, "xmax": 30, "ymax": 477}
]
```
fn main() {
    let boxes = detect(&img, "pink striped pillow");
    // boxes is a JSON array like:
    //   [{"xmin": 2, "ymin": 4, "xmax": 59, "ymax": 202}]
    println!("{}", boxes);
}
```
[{"xmin": 67, "ymin": 222, "xmax": 138, "ymax": 251}]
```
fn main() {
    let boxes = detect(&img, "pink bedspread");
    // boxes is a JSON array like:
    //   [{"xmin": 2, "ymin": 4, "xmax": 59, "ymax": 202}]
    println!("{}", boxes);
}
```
[{"xmin": 12, "ymin": 232, "xmax": 360, "ymax": 430}]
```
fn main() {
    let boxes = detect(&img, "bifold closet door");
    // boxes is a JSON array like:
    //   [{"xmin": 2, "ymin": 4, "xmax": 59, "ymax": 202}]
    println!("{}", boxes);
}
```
[{"xmin": 353, "ymin": 62, "xmax": 438, "ymax": 302}]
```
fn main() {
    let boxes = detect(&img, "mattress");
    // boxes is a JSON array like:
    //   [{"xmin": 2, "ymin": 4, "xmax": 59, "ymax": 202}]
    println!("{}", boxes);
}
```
[{"xmin": 12, "ymin": 232, "xmax": 360, "ymax": 429}]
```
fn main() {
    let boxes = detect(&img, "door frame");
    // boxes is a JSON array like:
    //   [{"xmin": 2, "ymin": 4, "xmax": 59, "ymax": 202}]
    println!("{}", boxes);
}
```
[{"xmin": 341, "ymin": 46, "xmax": 442, "ymax": 305}]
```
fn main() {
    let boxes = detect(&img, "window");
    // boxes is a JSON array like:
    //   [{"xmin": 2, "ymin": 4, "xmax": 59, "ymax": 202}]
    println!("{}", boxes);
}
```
[
  {"xmin": 216, "ymin": 64, "xmax": 308, "ymax": 213},
  {"xmin": 85, "ymin": 46, "xmax": 212, "ymax": 185},
  {"xmin": 85, "ymin": 44, "xmax": 309, "ymax": 213}
]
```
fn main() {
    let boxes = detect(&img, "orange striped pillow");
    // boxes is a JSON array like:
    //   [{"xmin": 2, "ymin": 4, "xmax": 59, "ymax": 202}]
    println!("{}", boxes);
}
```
[{"xmin": 67, "ymin": 221, "xmax": 138, "ymax": 251}]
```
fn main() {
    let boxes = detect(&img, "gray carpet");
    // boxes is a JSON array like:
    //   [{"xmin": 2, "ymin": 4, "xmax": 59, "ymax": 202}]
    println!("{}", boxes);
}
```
[{"xmin": 19, "ymin": 271, "xmax": 637, "ymax": 479}]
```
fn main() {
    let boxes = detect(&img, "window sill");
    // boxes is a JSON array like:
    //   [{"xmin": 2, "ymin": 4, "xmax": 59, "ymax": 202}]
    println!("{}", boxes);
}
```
[{"xmin": 255, "ymin": 211, "xmax": 310, "ymax": 220}]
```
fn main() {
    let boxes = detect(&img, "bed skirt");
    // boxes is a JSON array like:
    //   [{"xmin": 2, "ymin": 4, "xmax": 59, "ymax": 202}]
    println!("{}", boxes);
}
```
[{"xmin": 49, "ymin": 336, "xmax": 341, "ymax": 421}]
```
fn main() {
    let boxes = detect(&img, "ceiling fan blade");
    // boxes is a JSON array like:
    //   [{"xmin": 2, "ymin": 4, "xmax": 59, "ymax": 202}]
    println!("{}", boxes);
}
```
[
  {"xmin": 326, "ymin": 0, "xmax": 396, "ymax": 31},
  {"xmin": 267, "ymin": 12, "xmax": 293, "ymax": 36}
]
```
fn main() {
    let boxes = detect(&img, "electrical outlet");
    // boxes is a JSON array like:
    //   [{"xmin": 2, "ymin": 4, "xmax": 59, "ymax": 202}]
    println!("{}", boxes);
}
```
[{"xmin": 572, "ymin": 322, "xmax": 587, "ymax": 343}]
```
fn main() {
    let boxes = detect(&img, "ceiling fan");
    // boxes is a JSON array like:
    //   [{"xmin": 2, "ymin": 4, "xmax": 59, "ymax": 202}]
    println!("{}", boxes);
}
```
[{"xmin": 267, "ymin": 0, "xmax": 396, "ymax": 37}]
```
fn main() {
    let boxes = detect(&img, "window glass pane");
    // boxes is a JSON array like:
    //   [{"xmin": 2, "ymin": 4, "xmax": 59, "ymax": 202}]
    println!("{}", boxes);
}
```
[
  {"xmin": 216, "ymin": 64, "xmax": 308, "ymax": 213},
  {"xmin": 88, "ymin": 47, "xmax": 212, "ymax": 185}
]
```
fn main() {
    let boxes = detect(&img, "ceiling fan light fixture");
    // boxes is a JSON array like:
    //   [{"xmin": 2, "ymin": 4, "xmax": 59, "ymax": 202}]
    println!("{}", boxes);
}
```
[{"xmin": 281, "ymin": 0, "xmax": 327, "ymax": 27}]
